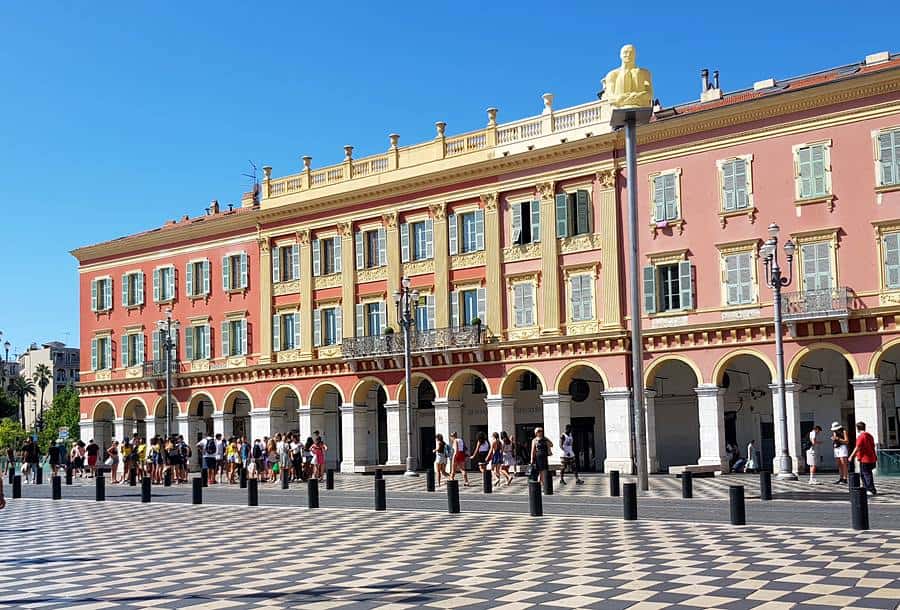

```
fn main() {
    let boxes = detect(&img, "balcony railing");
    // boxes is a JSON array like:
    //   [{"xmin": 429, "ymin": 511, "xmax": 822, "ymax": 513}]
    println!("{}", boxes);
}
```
[
  {"xmin": 142, "ymin": 359, "xmax": 181, "ymax": 379},
  {"xmin": 342, "ymin": 325, "xmax": 487, "ymax": 360},
  {"xmin": 781, "ymin": 287, "xmax": 850, "ymax": 322}
]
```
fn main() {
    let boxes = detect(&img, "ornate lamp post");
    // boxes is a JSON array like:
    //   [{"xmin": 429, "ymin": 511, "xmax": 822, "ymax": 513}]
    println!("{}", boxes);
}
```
[
  {"xmin": 156, "ymin": 309, "xmax": 180, "ymax": 440},
  {"xmin": 2, "ymin": 337, "xmax": 10, "ymax": 391},
  {"xmin": 761, "ymin": 223, "xmax": 798, "ymax": 480},
  {"xmin": 393, "ymin": 276, "xmax": 419, "ymax": 476}
]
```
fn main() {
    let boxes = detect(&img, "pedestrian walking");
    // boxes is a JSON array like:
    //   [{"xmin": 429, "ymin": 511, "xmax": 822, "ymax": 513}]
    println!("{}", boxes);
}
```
[
  {"xmin": 85, "ymin": 439, "xmax": 100, "ymax": 477},
  {"xmin": 433, "ymin": 434, "xmax": 449, "ymax": 485},
  {"xmin": 830, "ymin": 421, "xmax": 849, "ymax": 484},
  {"xmin": 312, "ymin": 436, "xmax": 327, "ymax": 480},
  {"xmin": 21, "ymin": 438, "xmax": 38, "ymax": 484},
  {"xmin": 848, "ymin": 421, "xmax": 878, "ymax": 495},
  {"xmin": 806, "ymin": 425, "xmax": 822, "ymax": 484},
  {"xmin": 448, "ymin": 432, "xmax": 469, "ymax": 486},
  {"xmin": 484, "ymin": 432, "xmax": 503, "ymax": 486},
  {"xmin": 106, "ymin": 440, "xmax": 120, "ymax": 483},
  {"xmin": 48, "ymin": 441, "xmax": 62, "ymax": 477},
  {"xmin": 745, "ymin": 440, "xmax": 758, "ymax": 474},
  {"xmin": 471, "ymin": 432, "xmax": 489, "ymax": 474},
  {"xmin": 499, "ymin": 431, "xmax": 515, "ymax": 485},
  {"xmin": 197, "ymin": 433, "xmax": 217, "ymax": 485},
  {"xmin": 558, "ymin": 424, "xmax": 583, "ymax": 485},
  {"xmin": 530, "ymin": 427, "xmax": 553, "ymax": 486}
]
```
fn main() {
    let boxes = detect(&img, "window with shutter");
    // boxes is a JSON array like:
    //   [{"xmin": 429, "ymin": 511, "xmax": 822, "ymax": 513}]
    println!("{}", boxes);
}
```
[
  {"xmin": 571, "ymin": 275, "xmax": 593, "ymax": 321},
  {"xmin": 448, "ymin": 214, "xmax": 458, "ymax": 255},
  {"xmin": 652, "ymin": 174, "xmax": 679, "ymax": 222},
  {"xmin": 801, "ymin": 242, "xmax": 832, "ymax": 292},
  {"xmin": 312, "ymin": 239, "xmax": 321, "ymax": 276},
  {"xmin": 885, "ymin": 233, "xmax": 900, "ymax": 289},
  {"xmin": 658, "ymin": 264, "xmax": 682, "ymax": 312},
  {"xmin": 511, "ymin": 202, "xmax": 522, "ymax": 244},
  {"xmin": 460, "ymin": 212, "xmax": 477, "ymax": 253},
  {"xmin": 221, "ymin": 321, "xmax": 231, "ymax": 357},
  {"xmin": 555, "ymin": 193, "xmax": 568, "ymax": 238},
  {"xmin": 291, "ymin": 245, "xmax": 300, "ymax": 280},
  {"xmin": 573, "ymin": 190, "xmax": 591, "ymax": 235},
  {"xmin": 878, "ymin": 129, "xmax": 900, "ymax": 187},
  {"xmin": 273, "ymin": 313, "xmax": 282, "ymax": 352},
  {"xmin": 333, "ymin": 236, "xmax": 341, "ymax": 273},
  {"xmin": 797, "ymin": 144, "xmax": 829, "ymax": 199},
  {"xmin": 401, "ymin": 223, "xmax": 410, "ymax": 263},
  {"xmin": 722, "ymin": 159, "xmax": 749, "ymax": 211},
  {"xmin": 355, "ymin": 231, "xmax": 365, "ymax": 270},
  {"xmin": 272, "ymin": 245, "xmax": 281, "ymax": 282},
  {"xmin": 724, "ymin": 253, "xmax": 754, "ymax": 305},
  {"xmin": 530, "ymin": 199, "xmax": 541, "ymax": 242}
]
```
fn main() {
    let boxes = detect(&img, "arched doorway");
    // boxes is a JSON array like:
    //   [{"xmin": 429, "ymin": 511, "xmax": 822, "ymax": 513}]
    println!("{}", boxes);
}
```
[
  {"xmin": 92, "ymin": 402, "xmax": 115, "ymax": 454},
  {"xmin": 555, "ymin": 363, "xmax": 607, "ymax": 472},
  {"xmin": 350, "ymin": 378, "xmax": 388, "ymax": 469},
  {"xmin": 397, "ymin": 375, "xmax": 437, "ymax": 471},
  {"xmin": 307, "ymin": 382, "xmax": 343, "ymax": 469},
  {"xmin": 874, "ymin": 343, "xmax": 900, "ymax": 449},
  {"xmin": 269, "ymin": 385, "xmax": 300, "ymax": 438},
  {"xmin": 790, "ymin": 347, "xmax": 858, "ymax": 472},
  {"xmin": 187, "ymin": 393, "xmax": 215, "ymax": 444},
  {"xmin": 714, "ymin": 352, "xmax": 775, "ymax": 470},
  {"xmin": 446, "ymin": 371, "xmax": 489, "ymax": 466},
  {"xmin": 223, "ymin": 389, "xmax": 252, "ymax": 439},
  {"xmin": 646, "ymin": 358, "xmax": 701, "ymax": 471},
  {"xmin": 499, "ymin": 368, "xmax": 546, "ymax": 467},
  {"xmin": 122, "ymin": 398, "xmax": 148, "ymax": 440}
]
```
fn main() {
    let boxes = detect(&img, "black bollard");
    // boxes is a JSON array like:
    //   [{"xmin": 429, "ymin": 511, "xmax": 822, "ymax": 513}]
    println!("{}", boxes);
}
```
[
  {"xmin": 36, "ymin": 465, "xmax": 43, "ymax": 485},
  {"xmin": 8, "ymin": 466, "xmax": 14, "ymax": 485},
  {"xmin": 52, "ymin": 475, "xmax": 61, "ymax": 500},
  {"xmin": 65, "ymin": 466, "xmax": 73, "ymax": 486},
  {"xmin": 729, "ymin": 485, "xmax": 746, "ymax": 525},
  {"xmin": 483, "ymin": 468, "xmax": 492, "ymax": 494},
  {"xmin": 849, "ymin": 472, "xmax": 861, "ymax": 490},
  {"xmin": 609, "ymin": 470, "xmax": 620, "ymax": 497},
  {"xmin": 281, "ymin": 468, "xmax": 289, "ymax": 490},
  {"xmin": 129, "ymin": 467, "xmax": 136, "ymax": 487},
  {"xmin": 375, "ymin": 468, "xmax": 384, "ymax": 480},
  {"xmin": 528, "ymin": 480, "xmax": 543, "ymax": 516},
  {"xmin": 760, "ymin": 471, "xmax": 772, "ymax": 501},
  {"xmin": 623, "ymin": 482, "xmax": 637, "ymax": 521},
  {"xmin": 542, "ymin": 470, "xmax": 553, "ymax": 495},
  {"xmin": 374, "ymin": 478, "xmax": 386, "ymax": 511},
  {"xmin": 308, "ymin": 478, "xmax": 319, "ymax": 509},
  {"xmin": 95, "ymin": 474, "xmax": 105, "ymax": 501},
  {"xmin": 12, "ymin": 474, "xmax": 21, "ymax": 498},
  {"xmin": 192, "ymin": 477, "xmax": 203, "ymax": 505},
  {"xmin": 426, "ymin": 467, "xmax": 435, "ymax": 492},
  {"xmin": 201, "ymin": 469, "xmax": 208, "ymax": 487},
  {"xmin": 141, "ymin": 476, "xmax": 151, "ymax": 503},
  {"xmin": 326, "ymin": 469, "xmax": 334, "ymax": 490},
  {"xmin": 850, "ymin": 486, "xmax": 870, "ymax": 531},
  {"xmin": 247, "ymin": 478, "xmax": 259, "ymax": 506},
  {"xmin": 239, "ymin": 466, "xmax": 247, "ymax": 489},
  {"xmin": 681, "ymin": 471, "xmax": 693, "ymax": 499},
  {"xmin": 446, "ymin": 479, "xmax": 460, "ymax": 514},
  {"xmin": 163, "ymin": 469, "xmax": 172, "ymax": 487}
]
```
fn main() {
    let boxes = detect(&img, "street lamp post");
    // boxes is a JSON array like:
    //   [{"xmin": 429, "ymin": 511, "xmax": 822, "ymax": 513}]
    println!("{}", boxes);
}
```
[
  {"xmin": 761, "ymin": 223, "xmax": 798, "ymax": 480},
  {"xmin": 394, "ymin": 276, "xmax": 420, "ymax": 476},
  {"xmin": 2, "ymin": 338, "xmax": 10, "ymax": 392},
  {"xmin": 156, "ymin": 309, "xmax": 180, "ymax": 440}
]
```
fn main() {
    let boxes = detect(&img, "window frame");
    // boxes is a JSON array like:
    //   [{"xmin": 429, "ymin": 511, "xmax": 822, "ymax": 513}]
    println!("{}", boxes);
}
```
[
  {"xmin": 791, "ymin": 228, "xmax": 839, "ymax": 295},
  {"xmin": 186, "ymin": 259, "xmax": 210, "ymax": 299},
  {"xmin": 648, "ymin": 168, "xmax": 683, "ymax": 224},
  {"xmin": 873, "ymin": 127, "xmax": 900, "ymax": 190},
  {"xmin": 643, "ymin": 250, "xmax": 693, "ymax": 315},
  {"xmin": 716, "ymin": 155, "xmax": 755, "ymax": 223},
  {"xmin": 873, "ymin": 220, "xmax": 900, "ymax": 294},
  {"xmin": 92, "ymin": 276, "xmax": 113, "ymax": 313},
  {"xmin": 717, "ymin": 240, "xmax": 760, "ymax": 307},
  {"xmin": 792, "ymin": 140, "xmax": 833, "ymax": 203},
  {"xmin": 222, "ymin": 251, "xmax": 249, "ymax": 292}
]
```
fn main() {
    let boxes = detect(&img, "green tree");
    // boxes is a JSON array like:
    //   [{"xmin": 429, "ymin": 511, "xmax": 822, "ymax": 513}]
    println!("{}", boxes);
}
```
[
  {"xmin": 8, "ymin": 376, "xmax": 35, "ymax": 425},
  {"xmin": 0, "ymin": 390, "xmax": 17, "ymax": 419},
  {"xmin": 38, "ymin": 385, "xmax": 80, "ymax": 452},
  {"xmin": 0, "ymin": 418, "xmax": 27, "ymax": 458},
  {"xmin": 33, "ymin": 363, "xmax": 51, "ymax": 427}
]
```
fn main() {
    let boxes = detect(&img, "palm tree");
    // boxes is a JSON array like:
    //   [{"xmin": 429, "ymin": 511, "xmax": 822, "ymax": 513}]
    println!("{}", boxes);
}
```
[
  {"xmin": 9, "ymin": 376, "xmax": 36, "ymax": 426},
  {"xmin": 33, "ymin": 364, "xmax": 51, "ymax": 429}
]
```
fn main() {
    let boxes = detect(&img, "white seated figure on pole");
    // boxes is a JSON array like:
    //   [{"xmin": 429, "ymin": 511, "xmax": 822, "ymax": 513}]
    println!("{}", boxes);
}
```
[{"xmin": 603, "ymin": 44, "xmax": 654, "ymax": 109}]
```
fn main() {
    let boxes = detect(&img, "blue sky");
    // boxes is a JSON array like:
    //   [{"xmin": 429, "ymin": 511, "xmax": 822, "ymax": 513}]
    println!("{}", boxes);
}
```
[{"xmin": 0, "ymin": 1, "xmax": 896, "ymax": 355}]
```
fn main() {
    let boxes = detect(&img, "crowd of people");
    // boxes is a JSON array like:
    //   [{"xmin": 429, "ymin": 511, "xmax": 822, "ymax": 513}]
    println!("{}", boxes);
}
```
[{"xmin": 195, "ymin": 432, "xmax": 329, "ymax": 486}]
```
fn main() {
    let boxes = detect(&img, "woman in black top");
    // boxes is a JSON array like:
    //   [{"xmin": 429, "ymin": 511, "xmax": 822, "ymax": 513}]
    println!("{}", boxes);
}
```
[{"xmin": 530, "ymin": 427, "xmax": 553, "ymax": 486}]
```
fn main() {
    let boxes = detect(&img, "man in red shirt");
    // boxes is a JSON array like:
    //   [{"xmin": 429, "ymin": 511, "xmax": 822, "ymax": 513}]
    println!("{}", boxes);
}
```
[{"xmin": 849, "ymin": 421, "xmax": 877, "ymax": 495}]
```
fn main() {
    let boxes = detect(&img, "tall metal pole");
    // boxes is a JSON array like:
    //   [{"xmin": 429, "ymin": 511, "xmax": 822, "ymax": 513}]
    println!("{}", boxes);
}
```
[
  {"xmin": 625, "ymin": 116, "xmax": 649, "ymax": 492},
  {"xmin": 770, "ymin": 248, "xmax": 796, "ymax": 480},
  {"xmin": 165, "ymin": 318, "xmax": 172, "ymax": 440},
  {"xmin": 402, "ymin": 302, "xmax": 416, "ymax": 476}
]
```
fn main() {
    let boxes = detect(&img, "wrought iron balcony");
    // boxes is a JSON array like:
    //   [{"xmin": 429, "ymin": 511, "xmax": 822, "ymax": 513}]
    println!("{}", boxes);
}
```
[
  {"xmin": 781, "ymin": 287, "xmax": 850, "ymax": 333},
  {"xmin": 142, "ymin": 359, "xmax": 180, "ymax": 379},
  {"xmin": 342, "ymin": 325, "xmax": 487, "ymax": 361}
]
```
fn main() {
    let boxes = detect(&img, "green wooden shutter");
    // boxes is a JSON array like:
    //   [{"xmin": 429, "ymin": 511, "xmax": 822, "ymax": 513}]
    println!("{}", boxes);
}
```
[
  {"xmin": 272, "ymin": 314, "xmax": 281, "ymax": 352},
  {"xmin": 185, "ymin": 327, "xmax": 194, "ymax": 361},
  {"xmin": 576, "ymin": 190, "xmax": 591, "ymax": 234},
  {"xmin": 202, "ymin": 260, "xmax": 210, "ymax": 294},
  {"xmin": 377, "ymin": 227, "xmax": 387, "ymax": 266},
  {"xmin": 511, "ymin": 202, "xmax": 522, "ymax": 244},
  {"xmin": 653, "ymin": 176, "xmax": 665, "ymax": 221},
  {"xmin": 204, "ymin": 325, "xmax": 211, "ymax": 359},
  {"xmin": 240, "ymin": 253, "xmax": 248, "ymax": 288},
  {"xmin": 476, "ymin": 287, "xmax": 486, "ymax": 324},
  {"xmin": 313, "ymin": 308, "xmax": 322, "ymax": 347},
  {"xmin": 738, "ymin": 253, "xmax": 752, "ymax": 304},
  {"xmin": 643, "ymin": 266, "xmax": 657, "ymax": 314},
  {"xmin": 448, "ymin": 214, "xmax": 458, "ymax": 255},
  {"xmin": 182, "ymin": 265, "xmax": 190, "ymax": 299},
  {"xmin": 91, "ymin": 279, "xmax": 97, "ymax": 311},
  {"xmin": 272, "ymin": 245, "xmax": 281, "ymax": 282},
  {"xmin": 222, "ymin": 256, "xmax": 230, "ymax": 290},
  {"xmin": 137, "ymin": 333, "xmax": 145, "ymax": 364},
  {"xmin": 400, "ymin": 223, "xmax": 410, "ymax": 263},
  {"xmin": 734, "ymin": 159, "xmax": 748, "ymax": 209},
  {"xmin": 879, "ymin": 131, "xmax": 899, "ymax": 186},
  {"xmin": 425, "ymin": 218, "xmax": 434, "ymax": 259},
  {"xmin": 104, "ymin": 278, "xmax": 112, "ymax": 310},
  {"xmin": 725, "ymin": 255, "xmax": 739, "ymax": 305},
  {"xmin": 886, "ymin": 233, "xmax": 900, "ymax": 289},
  {"xmin": 426, "ymin": 295, "xmax": 435, "ymax": 329},
  {"xmin": 378, "ymin": 301, "xmax": 387, "ymax": 334},
  {"xmin": 355, "ymin": 303, "xmax": 365, "ymax": 337},
  {"xmin": 583, "ymin": 276, "xmax": 593, "ymax": 319},
  {"xmin": 678, "ymin": 261, "xmax": 693, "ymax": 310},
  {"xmin": 221, "ymin": 321, "xmax": 230, "ymax": 357},
  {"xmin": 355, "ymin": 231, "xmax": 364, "ymax": 269},
  {"xmin": 334, "ymin": 307, "xmax": 342, "ymax": 343},
  {"xmin": 137, "ymin": 272, "xmax": 144, "ymax": 304},
  {"xmin": 152, "ymin": 329, "xmax": 160, "ymax": 361},
  {"xmin": 450, "ymin": 291, "xmax": 459, "ymax": 327},
  {"xmin": 312, "ymin": 239, "xmax": 321, "ymax": 276},
  {"xmin": 555, "ymin": 193, "xmax": 569, "ymax": 238},
  {"xmin": 154, "ymin": 269, "xmax": 161, "ymax": 302},
  {"xmin": 570, "ymin": 276, "xmax": 582, "ymax": 320},
  {"xmin": 333, "ymin": 236, "xmax": 342, "ymax": 273},
  {"xmin": 241, "ymin": 319, "xmax": 248, "ymax": 355},
  {"xmin": 722, "ymin": 162, "xmax": 735, "ymax": 211},
  {"xmin": 811, "ymin": 145, "xmax": 826, "ymax": 196},
  {"xmin": 121, "ymin": 335, "xmax": 128, "ymax": 368},
  {"xmin": 530, "ymin": 199, "xmax": 541, "ymax": 242},
  {"xmin": 664, "ymin": 174, "xmax": 677, "ymax": 220},
  {"xmin": 291, "ymin": 245, "xmax": 300, "ymax": 280},
  {"xmin": 121, "ymin": 274, "xmax": 128, "ymax": 307},
  {"xmin": 105, "ymin": 339, "xmax": 112, "ymax": 370}
]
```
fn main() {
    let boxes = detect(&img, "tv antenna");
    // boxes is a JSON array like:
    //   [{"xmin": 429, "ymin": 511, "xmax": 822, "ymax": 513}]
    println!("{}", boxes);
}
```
[{"xmin": 243, "ymin": 161, "xmax": 260, "ymax": 198}]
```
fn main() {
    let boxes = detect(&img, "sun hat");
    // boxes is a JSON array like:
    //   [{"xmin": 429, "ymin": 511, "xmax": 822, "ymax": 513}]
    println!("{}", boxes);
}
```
[{"xmin": 830, "ymin": 421, "xmax": 842, "ymax": 431}]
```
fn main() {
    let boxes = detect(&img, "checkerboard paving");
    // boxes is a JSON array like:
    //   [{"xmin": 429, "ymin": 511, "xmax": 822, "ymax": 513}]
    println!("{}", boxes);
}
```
[{"xmin": 1, "ymin": 499, "xmax": 898, "ymax": 609}]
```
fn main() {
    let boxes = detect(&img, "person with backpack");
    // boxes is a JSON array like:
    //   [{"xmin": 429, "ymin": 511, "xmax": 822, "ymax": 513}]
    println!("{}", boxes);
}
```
[
  {"xmin": 197, "ymin": 434, "xmax": 217, "ymax": 485},
  {"xmin": 177, "ymin": 435, "xmax": 191, "ymax": 483},
  {"xmin": 530, "ymin": 427, "xmax": 553, "ymax": 486},
  {"xmin": 249, "ymin": 438, "xmax": 263, "ymax": 479}
]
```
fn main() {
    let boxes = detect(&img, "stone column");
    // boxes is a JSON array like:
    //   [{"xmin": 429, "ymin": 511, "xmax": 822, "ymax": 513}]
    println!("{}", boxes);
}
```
[
  {"xmin": 485, "ymin": 395, "xmax": 515, "ymax": 439},
  {"xmin": 602, "ymin": 387, "xmax": 633, "ymax": 473},
  {"xmin": 851, "ymin": 376, "xmax": 883, "ymax": 447},
  {"xmin": 338, "ymin": 221, "xmax": 356, "ymax": 339},
  {"xmin": 644, "ymin": 389, "xmax": 659, "ymax": 473},
  {"xmin": 541, "ymin": 392, "xmax": 571, "ymax": 466},
  {"xmin": 340, "ymin": 404, "xmax": 370, "ymax": 473},
  {"xmin": 433, "ymin": 398, "xmax": 462, "ymax": 443},
  {"xmin": 596, "ymin": 169, "xmax": 623, "ymax": 329},
  {"xmin": 176, "ymin": 415, "xmax": 190, "ymax": 441},
  {"xmin": 385, "ymin": 400, "xmax": 407, "ymax": 466},
  {"xmin": 384, "ymin": 211, "xmax": 401, "ymax": 330},
  {"xmin": 212, "ymin": 413, "xmax": 227, "ymax": 438},
  {"xmin": 770, "ymin": 382, "xmax": 801, "ymax": 473},
  {"xmin": 695, "ymin": 384, "xmax": 728, "ymax": 470},
  {"xmin": 482, "ymin": 192, "xmax": 502, "ymax": 334},
  {"xmin": 79, "ymin": 421, "xmax": 95, "ymax": 444},
  {"xmin": 143, "ymin": 416, "xmax": 156, "ymax": 441},
  {"xmin": 298, "ymin": 405, "xmax": 325, "ymax": 441},
  {"xmin": 537, "ymin": 181, "xmax": 560, "ymax": 336},
  {"xmin": 298, "ymin": 229, "xmax": 314, "ymax": 358},
  {"xmin": 258, "ymin": 237, "xmax": 273, "ymax": 364},
  {"xmin": 431, "ymin": 203, "xmax": 450, "ymax": 327},
  {"xmin": 250, "ymin": 409, "xmax": 272, "ymax": 440},
  {"xmin": 113, "ymin": 418, "xmax": 125, "ymax": 442}
]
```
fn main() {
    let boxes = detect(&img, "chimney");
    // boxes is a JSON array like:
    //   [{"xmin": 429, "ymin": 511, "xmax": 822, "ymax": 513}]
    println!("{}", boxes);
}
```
[
  {"xmin": 713, "ymin": 70, "xmax": 720, "ymax": 89},
  {"xmin": 210, "ymin": 200, "xmax": 220, "ymax": 214},
  {"xmin": 701, "ymin": 68, "xmax": 709, "ymax": 93},
  {"xmin": 701, "ymin": 68, "xmax": 723, "ymax": 103},
  {"xmin": 228, "ymin": 203, "xmax": 234, "ymax": 212}
]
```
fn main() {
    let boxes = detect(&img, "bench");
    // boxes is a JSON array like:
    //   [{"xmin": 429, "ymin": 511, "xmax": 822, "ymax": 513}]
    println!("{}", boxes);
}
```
[{"xmin": 668, "ymin": 464, "xmax": 722, "ymax": 478}]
